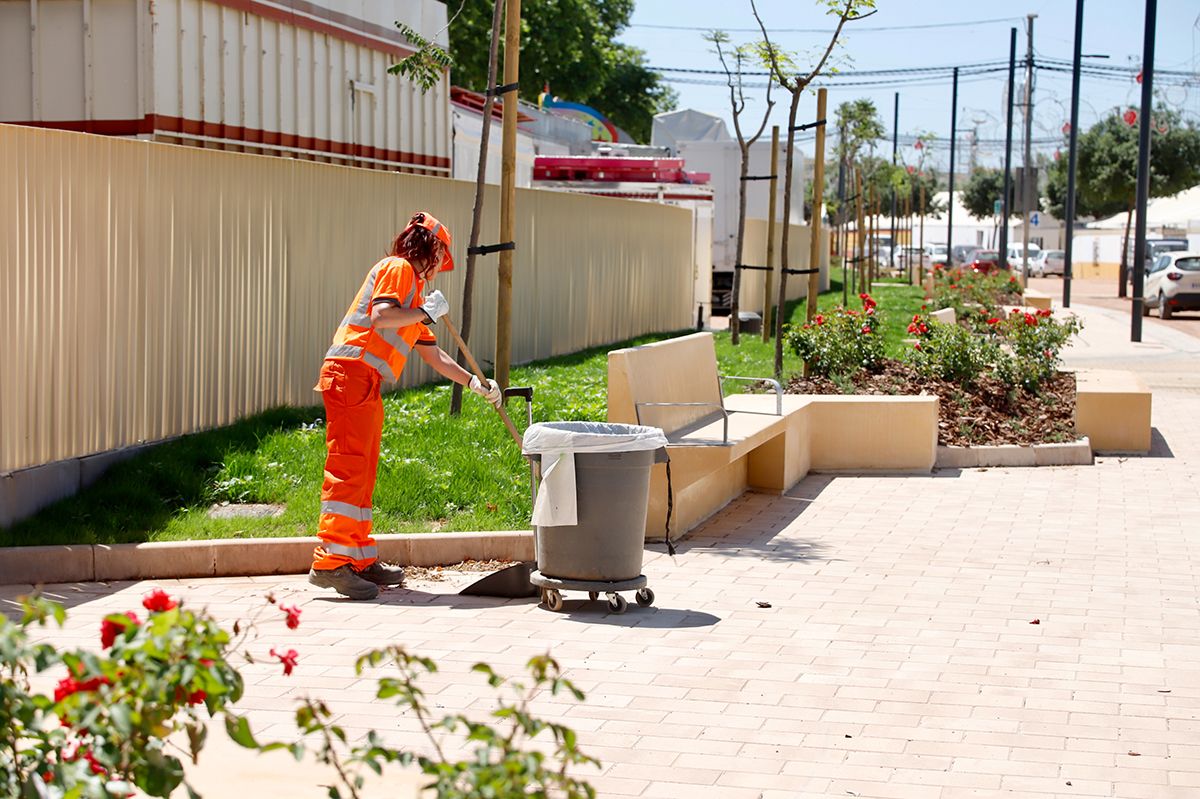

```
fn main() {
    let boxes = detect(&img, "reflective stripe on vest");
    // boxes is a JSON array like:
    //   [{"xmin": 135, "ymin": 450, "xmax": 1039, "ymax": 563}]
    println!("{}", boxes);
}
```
[
  {"xmin": 320, "ymin": 501, "xmax": 373, "ymax": 521},
  {"xmin": 323, "ymin": 542, "xmax": 379, "ymax": 560}
]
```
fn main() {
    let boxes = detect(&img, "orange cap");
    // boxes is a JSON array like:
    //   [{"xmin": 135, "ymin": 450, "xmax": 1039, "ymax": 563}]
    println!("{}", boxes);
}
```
[{"xmin": 409, "ymin": 212, "xmax": 454, "ymax": 272}]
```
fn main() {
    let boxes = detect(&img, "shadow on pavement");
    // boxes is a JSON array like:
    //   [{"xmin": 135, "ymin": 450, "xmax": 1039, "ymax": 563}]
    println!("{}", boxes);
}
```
[{"xmin": 1148, "ymin": 428, "xmax": 1175, "ymax": 458}]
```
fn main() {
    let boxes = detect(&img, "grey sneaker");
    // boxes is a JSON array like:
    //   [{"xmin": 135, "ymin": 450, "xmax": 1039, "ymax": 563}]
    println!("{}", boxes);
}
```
[
  {"xmin": 308, "ymin": 565, "xmax": 379, "ymax": 600},
  {"xmin": 356, "ymin": 561, "xmax": 406, "ymax": 586}
]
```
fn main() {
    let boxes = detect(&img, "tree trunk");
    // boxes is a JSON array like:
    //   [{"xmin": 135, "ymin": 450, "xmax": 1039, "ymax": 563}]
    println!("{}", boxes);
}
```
[
  {"xmin": 449, "ymin": 0, "xmax": 504, "ymax": 416},
  {"xmin": 1118, "ymin": 201, "xmax": 1134, "ymax": 298},
  {"xmin": 773, "ymin": 90, "xmax": 802, "ymax": 379},
  {"xmin": 730, "ymin": 142, "xmax": 750, "ymax": 345}
]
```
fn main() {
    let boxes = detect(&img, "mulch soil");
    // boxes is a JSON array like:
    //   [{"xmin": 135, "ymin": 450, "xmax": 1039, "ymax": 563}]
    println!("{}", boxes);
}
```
[
  {"xmin": 403, "ymin": 559, "xmax": 518, "ymax": 583},
  {"xmin": 783, "ymin": 361, "xmax": 1078, "ymax": 447}
]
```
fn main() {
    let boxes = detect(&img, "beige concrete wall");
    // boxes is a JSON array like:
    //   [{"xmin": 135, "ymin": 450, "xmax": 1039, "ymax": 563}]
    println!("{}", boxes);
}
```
[{"xmin": 0, "ymin": 123, "xmax": 695, "ymax": 473}]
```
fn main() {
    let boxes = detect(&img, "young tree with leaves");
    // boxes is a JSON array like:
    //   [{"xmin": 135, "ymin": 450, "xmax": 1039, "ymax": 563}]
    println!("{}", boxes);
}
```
[
  {"xmin": 1045, "ymin": 106, "xmax": 1200, "ymax": 290},
  {"xmin": 448, "ymin": 0, "xmax": 676, "ymax": 142},
  {"xmin": 706, "ymin": 30, "xmax": 775, "ymax": 345},
  {"xmin": 751, "ymin": 0, "xmax": 876, "ymax": 376}
]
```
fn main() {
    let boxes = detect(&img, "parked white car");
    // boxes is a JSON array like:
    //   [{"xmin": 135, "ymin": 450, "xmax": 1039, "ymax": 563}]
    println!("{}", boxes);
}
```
[
  {"xmin": 1143, "ymin": 251, "xmax": 1200, "ymax": 319},
  {"xmin": 1039, "ymin": 249, "xmax": 1065, "ymax": 277}
]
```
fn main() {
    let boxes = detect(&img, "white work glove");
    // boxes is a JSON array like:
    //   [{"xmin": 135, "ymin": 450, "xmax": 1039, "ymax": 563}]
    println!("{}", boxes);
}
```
[
  {"xmin": 419, "ymin": 290, "xmax": 449, "ymax": 325},
  {"xmin": 469, "ymin": 375, "xmax": 502, "ymax": 408}
]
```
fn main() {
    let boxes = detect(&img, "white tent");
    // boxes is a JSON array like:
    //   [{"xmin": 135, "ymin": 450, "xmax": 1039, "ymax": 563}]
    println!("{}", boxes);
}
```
[
  {"xmin": 1087, "ymin": 184, "xmax": 1200, "ymax": 231},
  {"xmin": 651, "ymin": 109, "xmax": 731, "ymax": 154}
]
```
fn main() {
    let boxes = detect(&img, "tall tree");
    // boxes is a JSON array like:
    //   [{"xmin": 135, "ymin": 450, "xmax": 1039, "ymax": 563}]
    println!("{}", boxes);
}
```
[
  {"xmin": 707, "ymin": 30, "xmax": 775, "ymax": 345},
  {"xmin": 751, "ymin": 0, "xmax": 876, "ymax": 378},
  {"xmin": 1045, "ymin": 106, "xmax": 1200, "ymax": 286},
  {"xmin": 448, "ymin": 0, "xmax": 676, "ymax": 142},
  {"xmin": 961, "ymin": 167, "xmax": 1015, "ymax": 249}
]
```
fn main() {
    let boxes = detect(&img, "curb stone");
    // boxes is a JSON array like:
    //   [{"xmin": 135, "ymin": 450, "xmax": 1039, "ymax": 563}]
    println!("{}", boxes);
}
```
[
  {"xmin": 936, "ymin": 438, "xmax": 1092, "ymax": 469},
  {"xmin": 0, "ymin": 531, "xmax": 535, "ymax": 586}
]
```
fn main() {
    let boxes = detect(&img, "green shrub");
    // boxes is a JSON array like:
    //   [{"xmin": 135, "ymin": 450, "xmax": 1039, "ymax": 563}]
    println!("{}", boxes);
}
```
[
  {"xmin": 784, "ymin": 293, "xmax": 885, "ymax": 378},
  {"xmin": 905, "ymin": 315, "xmax": 999, "ymax": 386},
  {"xmin": 989, "ymin": 309, "xmax": 1083, "ymax": 390}
]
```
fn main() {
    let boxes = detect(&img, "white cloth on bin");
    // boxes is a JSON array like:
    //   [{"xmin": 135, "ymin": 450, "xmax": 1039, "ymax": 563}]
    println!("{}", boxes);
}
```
[{"xmin": 522, "ymin": 422, "xmax": 668, "ymax": 527}]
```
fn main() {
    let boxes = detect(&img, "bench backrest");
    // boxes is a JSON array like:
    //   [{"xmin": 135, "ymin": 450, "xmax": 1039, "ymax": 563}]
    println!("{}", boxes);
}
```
[{"xmin": 607, "ymin": 332, "xmax": 723, "ymax": 436}]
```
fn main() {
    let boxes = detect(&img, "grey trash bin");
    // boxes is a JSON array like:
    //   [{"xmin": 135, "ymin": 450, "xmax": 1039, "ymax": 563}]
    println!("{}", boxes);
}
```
[
  {"xmin": 737, "ymin": 311, "xmax": 762, "ymax": 335},
  {"xmin": 522, "ymin": 421, "xmax": 668, "ymax": 612}
]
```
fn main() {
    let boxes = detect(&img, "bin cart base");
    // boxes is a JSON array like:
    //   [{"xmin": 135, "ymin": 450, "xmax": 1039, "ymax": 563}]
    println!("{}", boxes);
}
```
[{"xmin": 529, "ymin": 570, "xmax": 654, "ymax": 614}]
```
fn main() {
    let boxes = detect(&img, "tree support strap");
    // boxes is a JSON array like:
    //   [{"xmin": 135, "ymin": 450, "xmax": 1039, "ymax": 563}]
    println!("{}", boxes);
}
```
[
  {"xmin": 784, "ymin": 267, "xmax": 820, "ymax": 275},
  {"xmin": 735, "ymin": 264, "xmax": 773, "ymax": 272},
  {"xmin": 739, "ymin": 175, "xmax": 778, "ymax": 181},
  {"xmin": 486, "ymin": 82, "xmax": 520, "ymax": 97},
  {"xmin": 468, "ymin": 242, "xmax": 516, "ymax": 256},
  {"xmin": 791, "ymin": 119, "xmax": 827, "ymax": 132}
]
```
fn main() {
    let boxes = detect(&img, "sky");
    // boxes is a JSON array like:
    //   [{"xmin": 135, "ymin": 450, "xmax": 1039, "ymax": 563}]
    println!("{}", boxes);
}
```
[{"xmin": 616, "ymin": 0, "xmax": 1200, "ymax": 172}]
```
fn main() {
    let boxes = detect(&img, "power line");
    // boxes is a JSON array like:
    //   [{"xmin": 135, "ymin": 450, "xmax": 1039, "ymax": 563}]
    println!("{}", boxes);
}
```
[{"xmin": 629, "ymin": 16, "xmax": 1023, "ymax": 35}]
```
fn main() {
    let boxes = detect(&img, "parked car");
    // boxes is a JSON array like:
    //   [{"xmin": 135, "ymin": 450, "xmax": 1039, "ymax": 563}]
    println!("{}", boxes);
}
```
[
  {"xmin": 1037, "ymin": 249, "xmax": 1066, "ymax": 277},
  {"xmin": 1142, "ymin": 251, "xmax": 1200, "ymax": 319},
  {"xmin": 926, "ymin": 244, "xmax": 951, "ymax": 269},
  {"xmin": 1128, "ymin": 237, "xmax": 1189, "ymax": 274},
  {"xmin": 967, "ymin": 249, "xmax": 1008, "ymax": 274},
  {"xmin": 1006, "ymin": 242, "xmax": 1042, "ymax": 273},
  {"xmin": 952, "ymin": 245, "xmax": 978, "ymax": 265}
]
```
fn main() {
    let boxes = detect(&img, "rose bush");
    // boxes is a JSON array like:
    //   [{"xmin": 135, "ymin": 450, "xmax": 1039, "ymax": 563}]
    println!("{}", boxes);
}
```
[
  {"xmin": 988, "ymin": 308, "xmax": 1083, "ymax": 390},
  {"xmin": 2, "ymin": 592, "xmax": 598, "ymax": 799},
  {"xmin": 784, "ymin": 293, "xmax": 885, "ymax": 378}
]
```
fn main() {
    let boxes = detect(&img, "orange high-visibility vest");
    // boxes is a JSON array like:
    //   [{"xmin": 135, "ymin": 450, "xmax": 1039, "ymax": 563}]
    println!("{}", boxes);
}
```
[{"xmin": 325, "ymin": 257, "xmax": 436, "ymax": 381}]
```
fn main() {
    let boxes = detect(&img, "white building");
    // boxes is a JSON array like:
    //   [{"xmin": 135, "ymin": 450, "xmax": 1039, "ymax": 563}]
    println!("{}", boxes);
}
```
[{"xmin": 0, "ymin": 0, "xmax": 452, "ymax": 173}]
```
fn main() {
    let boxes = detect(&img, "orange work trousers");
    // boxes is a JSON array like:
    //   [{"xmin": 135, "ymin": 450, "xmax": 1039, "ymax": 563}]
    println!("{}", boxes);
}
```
[{"xmin": 312, "ymin": 359, "xmax": 384, "ymax": 571}]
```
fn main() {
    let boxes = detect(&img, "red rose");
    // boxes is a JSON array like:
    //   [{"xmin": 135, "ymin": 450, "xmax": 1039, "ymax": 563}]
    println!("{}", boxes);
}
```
[
  {"xmin": 270, "ymin": 647, "xmax": 299, "ymax": 676},
  {"xmin": 860, "ymin": 325, "xmax": 871, "ymax": 334},
  {"xmin": 1024, "ymin": 313, "xmax": 1037, "ymax": 327},
  {"xmin": 142, "ymin": 589, "xmax": 178, "ymax": 613},
  {"xmin": 188, "ymin": 690, "xmax": 207, "ymax": 705},
  {"xmin": 280, "ymin": 604, "xmax": 302, "ymax": 630},
  {"xmin": 919, "ymin": 324, "xmax": 929, "ymax": 334},
  {"xmin": 914, "ymin": 343, "xmax": 922, "ymax": 350},
  {"xmin": 815, "ymin": 314, "xmax": 825, "ymax": 325},
  {"xmin": 907, "ymin": 323, "xmax": 918, "ymax": 333},
  {"xmin": 100, "ymin": 611, "xmax": 140, "ymax": 649},
  {"xmin": 987, "ymin": 317, "xmax": 1000, "ymax": 325},
  {"xmin": 54, "ymin": 677, "xmax": 81, "ymax": 702}
]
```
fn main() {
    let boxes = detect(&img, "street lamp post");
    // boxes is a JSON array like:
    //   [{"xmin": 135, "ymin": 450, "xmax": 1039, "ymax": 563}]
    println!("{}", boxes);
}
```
[
  {"xmin": 1063, "ymin": 0, "xmax": 1085, "ymax": 309},
  {"xmin": 1131, "ymin": 0, "xmax": 1157, "ymax": 341},
  {"xmin": 999, "ymin": 28, "xmax": 1017, "ymax": 271}
]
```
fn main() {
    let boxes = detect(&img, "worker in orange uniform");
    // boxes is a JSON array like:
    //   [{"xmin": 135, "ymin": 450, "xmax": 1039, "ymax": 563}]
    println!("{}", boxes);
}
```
[{"xmin": 309, "ymin": 212, "xmax": 501, "ymax": 600}]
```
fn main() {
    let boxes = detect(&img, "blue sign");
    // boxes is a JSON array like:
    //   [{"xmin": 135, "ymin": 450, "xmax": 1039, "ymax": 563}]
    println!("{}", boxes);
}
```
[{"xmin": 1031, "ymin": 211, "xmax": 1040, "ymax": 227}]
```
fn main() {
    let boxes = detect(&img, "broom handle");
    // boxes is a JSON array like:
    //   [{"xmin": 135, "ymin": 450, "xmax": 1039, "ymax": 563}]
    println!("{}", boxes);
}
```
[{"xmin": 442, "ymin": 315, "xmax": 523, "ymax": 447}]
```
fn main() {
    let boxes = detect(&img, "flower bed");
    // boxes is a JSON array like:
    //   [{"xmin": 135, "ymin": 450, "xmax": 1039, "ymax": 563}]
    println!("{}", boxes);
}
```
[{"xmin": 782, "ymin": 292, "xmax": 1083, "ymax": 447}]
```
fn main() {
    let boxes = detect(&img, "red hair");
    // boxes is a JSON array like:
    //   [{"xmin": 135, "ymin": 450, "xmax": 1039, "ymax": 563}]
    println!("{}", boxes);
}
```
[{"xmin": 389, "ymin": 213, "xmax": 442, "ymax": 277}]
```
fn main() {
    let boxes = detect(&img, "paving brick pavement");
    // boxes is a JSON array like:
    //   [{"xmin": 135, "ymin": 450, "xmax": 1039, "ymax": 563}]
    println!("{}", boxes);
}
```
[{"xmin": 3, "ymin": 302, "xmax": 1199, "ymax": 798}]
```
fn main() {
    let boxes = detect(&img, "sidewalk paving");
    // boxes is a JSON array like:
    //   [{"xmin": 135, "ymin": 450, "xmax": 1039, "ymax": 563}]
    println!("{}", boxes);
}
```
[{"xmin": 4, "ymin": 301, "xmax": 1200, "ymax": 798}]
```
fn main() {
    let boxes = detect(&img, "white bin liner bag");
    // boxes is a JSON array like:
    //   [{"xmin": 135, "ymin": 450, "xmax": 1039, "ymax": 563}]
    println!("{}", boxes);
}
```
[{"xmin": 522, "ymin": 422, "xmax": 668, "ymax": 527}]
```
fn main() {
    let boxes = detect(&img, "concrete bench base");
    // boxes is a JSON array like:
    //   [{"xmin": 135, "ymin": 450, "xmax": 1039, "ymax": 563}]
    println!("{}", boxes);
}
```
[{"xmin": 1075, "ymin": 370, "xmax": 1152, "ymax": 453}]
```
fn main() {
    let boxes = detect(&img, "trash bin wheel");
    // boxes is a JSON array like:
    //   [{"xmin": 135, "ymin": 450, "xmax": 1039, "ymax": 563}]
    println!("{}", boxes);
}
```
[
  {"xmin": 606, "ymin": 593, "xmax": 628, "ymax": 614},
  {"xmin": 588, "ymin": 591, "xmax": 599, "ymax": 601},
  {"xmin": 635, "ymin": 588, "xmax": 655, "ymax": 607},
  {"xmin": 544, "ymin": 589, "xmax": 565, "ymax": 612}
]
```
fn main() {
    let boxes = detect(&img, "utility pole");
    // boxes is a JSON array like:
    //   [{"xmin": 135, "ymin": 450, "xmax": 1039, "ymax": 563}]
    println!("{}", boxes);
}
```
[
  {"xmin": 495, "ymin": 0, "xmax": 521, "ymax": 390},
  {"xmin": 1131, "ymin": 0, "xmax": 1157, "ymax": 341},
  {"xmin": 890, "ymin": 93, "xmax": 899, "ymax": 264},
  {"xmin": 807, "ymin": 88, "xmax": 828, "ymax": 322},
  {"xmin": 947, "ymin": 67, "xmax": 958, "ymax": 267},
  {"xmin": 999, "ymin": 27, "xmax": 1017, "ymax": 276},
  {"xmin": 1020, "ymin": 14, "xmax": 1037, "ymax": 285},
  {"xmin": 763, "ymin": 125, "xmax": 779, "ymax": 343},
  {"xmin": 1063, "ymin": 0, "xmax": 1085, "ymax": 309}
]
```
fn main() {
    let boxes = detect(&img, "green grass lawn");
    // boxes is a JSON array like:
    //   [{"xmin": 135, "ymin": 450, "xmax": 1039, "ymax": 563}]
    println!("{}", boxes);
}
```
[{"xmin": 2, "ymin": 267, "xmax": 928, "ymax": 547}]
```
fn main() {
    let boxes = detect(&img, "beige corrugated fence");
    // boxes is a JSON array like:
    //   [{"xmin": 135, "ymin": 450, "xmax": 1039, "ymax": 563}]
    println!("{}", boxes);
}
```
[
  {"xmin": 737, "ymin": 218, "xmax": 830, "ymax": 315},
  {"xmin": 0, "ymin": 124, "xmax": 695, "ymax": 473}
]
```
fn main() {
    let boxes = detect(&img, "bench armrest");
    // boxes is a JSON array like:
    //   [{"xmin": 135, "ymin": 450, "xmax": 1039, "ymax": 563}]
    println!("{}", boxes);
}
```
[
  {"xmin": 721, "ymin": 375, "xmax": 783, "ymax": 416},
  {"xmin": 635, "ymin": 402, "xmax": 729, "ymax": 444}
]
